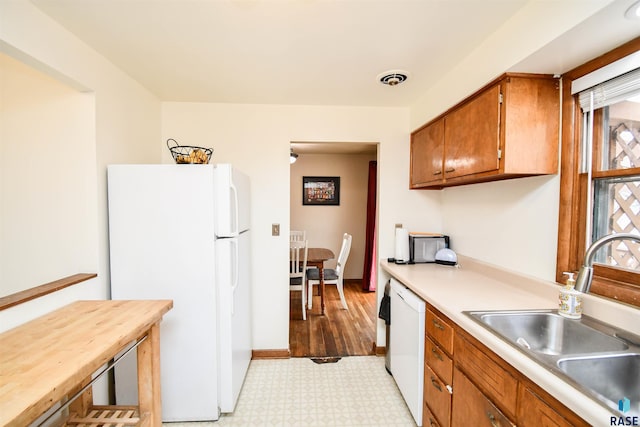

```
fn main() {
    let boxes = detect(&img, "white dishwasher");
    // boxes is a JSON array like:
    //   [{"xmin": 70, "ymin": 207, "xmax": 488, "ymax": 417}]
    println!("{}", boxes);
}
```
[{"xmin": 389, "ymin": 278, "xmax": 425, "ymax": 426}]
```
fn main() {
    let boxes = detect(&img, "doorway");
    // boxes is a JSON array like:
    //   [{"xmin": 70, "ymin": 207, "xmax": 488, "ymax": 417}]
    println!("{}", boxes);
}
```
[{"xmin": 289, "ymin": 142, "xmax": 379, "ymax": 357}]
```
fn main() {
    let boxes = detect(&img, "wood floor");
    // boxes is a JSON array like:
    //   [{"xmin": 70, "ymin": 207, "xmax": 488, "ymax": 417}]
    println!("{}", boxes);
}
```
[{"xmin": 289, "ymin": 279, "xmax": 378, "ymax": 358}]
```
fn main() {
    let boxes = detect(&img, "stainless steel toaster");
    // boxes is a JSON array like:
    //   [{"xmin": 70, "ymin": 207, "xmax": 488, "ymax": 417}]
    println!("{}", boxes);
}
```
[{"xmin": 409, "ymin": 234, "xmax": 450, "ymax": 263}]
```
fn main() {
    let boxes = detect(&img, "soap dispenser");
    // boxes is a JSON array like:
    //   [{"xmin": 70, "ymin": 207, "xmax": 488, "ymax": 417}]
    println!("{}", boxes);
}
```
[{"xmin": 559, "ymin": 272, "xmax": 582, "ymax": 319}]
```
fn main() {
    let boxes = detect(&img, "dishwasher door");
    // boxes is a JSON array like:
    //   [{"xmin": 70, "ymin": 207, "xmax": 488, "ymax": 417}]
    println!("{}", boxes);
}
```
[{"xmin": 389, "ymin": 278, "xmax": 425, "ymax": 426}]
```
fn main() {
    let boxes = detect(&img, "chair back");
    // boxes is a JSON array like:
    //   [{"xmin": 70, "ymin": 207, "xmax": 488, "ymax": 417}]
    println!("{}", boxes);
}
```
[
  {"xmin": 290, "ymin": 230, "xmax": 306, "ymax": 242},
  {"xmin": 289, "ymin": 239, "xmax": 308, "ymax": 279},
  {"xmin": 334, "ymin": 233, "xmax": 352, "ymax": 278}
]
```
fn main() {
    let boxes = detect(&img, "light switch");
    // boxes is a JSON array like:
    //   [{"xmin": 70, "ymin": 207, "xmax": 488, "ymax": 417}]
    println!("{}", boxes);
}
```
[
  {"xmin": 272, "ymin": 224, "xmax": 280, "ymax": 236},
  {"xmin": 395, "ymin": 223, "xmax": 403, "ymax": 229}
]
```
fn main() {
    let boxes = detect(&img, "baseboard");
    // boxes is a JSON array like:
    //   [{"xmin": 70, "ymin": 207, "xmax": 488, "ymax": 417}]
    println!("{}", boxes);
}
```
[
  {"xmin": 253, "ymin": 347, "xmax": 383, "ymax": 359},
  {"xmin": 252, "ymin": 349, "xmax": 290, "ymax": 359}
]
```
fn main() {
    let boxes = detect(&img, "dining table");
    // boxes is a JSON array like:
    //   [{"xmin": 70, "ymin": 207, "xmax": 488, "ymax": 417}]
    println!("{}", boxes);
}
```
[{"xmin": 307, "ymin": 247, "xmax": 335, "ymax": 315}]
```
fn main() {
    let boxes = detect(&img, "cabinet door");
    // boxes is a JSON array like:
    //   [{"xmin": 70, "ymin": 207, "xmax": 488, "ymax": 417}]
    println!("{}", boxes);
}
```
[
  {"xmin": 410, "ymin": 118, "xmax": 445, "ymax": 187},
  {"xmin": 454, "ymin": 332, "xmax": 518, "ymax": 418},
  {"xmin": 517, "ymin": 384, "xmax": 589, "ymax": 427},
  {"xmin": 444, "ymin": 84, "xmax": 501, "ymax": 179},
  {"xmin": 452, "ymin": 367, "xmax": 515, "ymax": 427}
]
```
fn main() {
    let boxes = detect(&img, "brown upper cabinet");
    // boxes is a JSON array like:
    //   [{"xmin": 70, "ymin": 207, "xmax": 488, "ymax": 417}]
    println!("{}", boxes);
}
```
[{"xmin": 410, "ymin": 73, "xmax": 560, "ymax": 189}]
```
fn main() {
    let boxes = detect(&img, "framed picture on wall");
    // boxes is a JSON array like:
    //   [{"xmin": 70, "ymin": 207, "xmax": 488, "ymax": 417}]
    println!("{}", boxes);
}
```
[{"xmin": 302, "ymin": 176, "xmax": 340, "ymax": 206}]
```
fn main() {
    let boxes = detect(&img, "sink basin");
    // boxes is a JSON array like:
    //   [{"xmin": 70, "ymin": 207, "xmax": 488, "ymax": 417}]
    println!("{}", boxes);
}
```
[
  {"xmin": 558, "ymin": 354, "xmax": 640, "ymax": 416},
  {"xmin": 473, "ymin": 311, "xmax": 628, "ymax": 355},
  {"xmin": 465, "ymin": 309, "xmax": 640, "ymax": 417}
]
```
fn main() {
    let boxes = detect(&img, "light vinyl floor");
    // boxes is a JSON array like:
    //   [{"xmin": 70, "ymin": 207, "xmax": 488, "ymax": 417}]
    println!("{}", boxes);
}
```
[{"xmin": 164, "ymin": 356, "xmax": 416, "ymax": 427}]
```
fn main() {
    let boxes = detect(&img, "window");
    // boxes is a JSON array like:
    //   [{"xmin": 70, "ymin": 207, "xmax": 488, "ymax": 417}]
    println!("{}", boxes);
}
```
[
  {"xmin": 581, "ymin": 79, "xmax": 640, "ymax": 269},
  {"xmin": 557, "ymin": 38, "xmax": 640, "ymax": 307}
]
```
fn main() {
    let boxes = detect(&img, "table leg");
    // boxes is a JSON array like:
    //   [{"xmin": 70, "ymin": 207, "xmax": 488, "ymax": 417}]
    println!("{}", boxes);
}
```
[
  {"xmin": 319, "ymin": 264, "xmax": 325, "ymax": 315},
  {"xmin": 137, "ymin": 322, "xmax": 162, "ymax": 426},
  {"xmin": 68, "ymin": 377, "xmax": 93, "ymax": 418}
]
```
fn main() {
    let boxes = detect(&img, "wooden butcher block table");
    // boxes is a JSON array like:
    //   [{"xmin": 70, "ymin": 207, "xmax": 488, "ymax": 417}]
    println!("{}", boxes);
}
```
[{"xmin": 0, "ymin": 299, "xmax": 173, "ymax": 427}]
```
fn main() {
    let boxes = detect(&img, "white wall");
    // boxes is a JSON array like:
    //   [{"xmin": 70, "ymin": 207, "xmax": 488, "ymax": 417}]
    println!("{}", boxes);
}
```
[
  {"xmin": 0, "ymin": 0, "xmax": 161, "ymax": 302},
  {"xmin": 442, "ymin": 176, "xmax": 560, "ymax": 279},
  {"xmin": 410, "ymin": 0, "xmax": 614, "ymax": 129},
  {"xmin": 161, "ymin": 103, "xmax": 442, "ymax": 350},
  {"xmin": 290, "ymin": 152, "xmax": 377, "ymax": 279},
  {"xmin": 407, "ymin": 1, "xmax": 614, "ymax": 282},
  {"xmin": 0, "ymin": 1, "xmax": 161, "ymax": 402},
  {"xmin": 1, "ymin": 52, "xmax": 97, "ymax": 296}
]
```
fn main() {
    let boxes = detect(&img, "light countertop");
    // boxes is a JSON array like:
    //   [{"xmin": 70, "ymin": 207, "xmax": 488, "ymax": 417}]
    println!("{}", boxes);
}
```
[
  {"xmin": 0, "ymin": 299, "xmax": 173, "ymax": 426},
  {"xmin": 380, "ymin": 256, "xmax": 640, "ymax": 427}
]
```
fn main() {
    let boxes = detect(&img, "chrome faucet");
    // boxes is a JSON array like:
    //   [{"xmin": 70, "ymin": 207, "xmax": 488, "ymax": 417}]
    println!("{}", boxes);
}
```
[{"xmin": 574, "ymin": 232, "xmax": 640, "ymax": 293}]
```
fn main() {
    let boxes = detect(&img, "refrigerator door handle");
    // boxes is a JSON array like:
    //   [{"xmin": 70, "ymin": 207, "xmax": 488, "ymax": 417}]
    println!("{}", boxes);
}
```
[
  {"xmin": 230, "ymin": 181, "xmax": 239, "ymax": 236},
  {"xmin": 230, "ymin": 238, "xmax": 239, "ymax": 315}
]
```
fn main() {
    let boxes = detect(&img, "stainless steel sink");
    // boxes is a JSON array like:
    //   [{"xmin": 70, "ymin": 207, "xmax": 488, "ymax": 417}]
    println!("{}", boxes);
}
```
[
  {"xmin": 473, "ymin": 311, "xmax": 628, "ymax": 355},
  {"xmin": 558, "ymin": 354, "xmax": 640, "ymax": 416},
  {"xmin": 465, "ymin": 309, "xmax": 640, "ymax": 418}
]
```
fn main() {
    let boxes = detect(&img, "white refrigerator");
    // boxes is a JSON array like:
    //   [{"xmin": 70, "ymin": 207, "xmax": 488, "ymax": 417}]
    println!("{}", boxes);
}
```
[{"xmin": 107, "ymin": 164, "xmax": 252, "ymax": 421}]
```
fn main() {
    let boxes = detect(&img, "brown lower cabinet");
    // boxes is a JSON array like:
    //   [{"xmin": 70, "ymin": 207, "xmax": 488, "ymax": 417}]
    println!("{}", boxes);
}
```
[
  {"xmin": 424, "ymin": 309, "xmax": 454, "ymax": 427},
  {"xmin": 423, "ymin": 403, "xmax": 442, "ymax": 427},
  {"xmin": 517, "ymin": 384, "xmax": 582, "ymax": 427},
  {"xmin": 452, "ymin": 367, "xmax": 514, "ymax": 427},
  {"xmin": 422, "ymin": 305, "xmax": 590, "ymax": 427},
  {"xmin": 424, "ymin": 364, "xmax": 452, "ymax": 427}
]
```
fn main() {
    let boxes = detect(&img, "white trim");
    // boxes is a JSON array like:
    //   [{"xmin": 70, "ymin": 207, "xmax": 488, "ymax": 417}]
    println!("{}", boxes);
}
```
[
  {"xmin": 577, "ymin": 67, "xmax": 640, "ymax": 111},
  {"xmin": 571, "ymin": 50, "xmax": 640, "ymax": 95}
]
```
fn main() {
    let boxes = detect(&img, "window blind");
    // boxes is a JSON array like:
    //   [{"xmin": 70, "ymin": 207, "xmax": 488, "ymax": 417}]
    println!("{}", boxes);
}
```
[{"xmin": 577, "ymin": 67, "xmax": 640, "ymax": 111}]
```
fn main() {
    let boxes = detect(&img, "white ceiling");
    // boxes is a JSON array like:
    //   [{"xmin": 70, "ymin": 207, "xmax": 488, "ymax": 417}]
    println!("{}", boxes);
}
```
[
  {"xmin": 29, "ymin": 0, "xmax": 640, "ymax": 109},
  {"xmin": 29, "ymin": 0, "xmax": 533, "ymax": 107}
]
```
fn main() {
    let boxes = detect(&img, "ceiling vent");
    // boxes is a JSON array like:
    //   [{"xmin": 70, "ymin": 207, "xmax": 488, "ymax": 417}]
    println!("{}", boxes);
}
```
[{"xmin": 377, "ymin": 70, "xmax": 409, "ymax": 86}]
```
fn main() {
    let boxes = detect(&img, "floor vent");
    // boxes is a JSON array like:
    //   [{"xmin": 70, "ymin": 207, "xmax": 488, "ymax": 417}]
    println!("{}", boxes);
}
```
[{"xmin": 310, "ymin": 357, "xmax": 342, "ymax": 364}]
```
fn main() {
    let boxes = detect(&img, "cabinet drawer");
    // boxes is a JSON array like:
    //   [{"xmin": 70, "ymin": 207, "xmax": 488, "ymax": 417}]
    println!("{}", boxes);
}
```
[
  {"xmin": 426, "ymin": 308, "xmax": 454, "ymax": 355},
  {"xmin": 424, "ymin": 364, "xmax": 452, "ymax": 427},
  {"xmin": 454, "ymin": 333, "xmax": 518, "ymax": 418},
  {"xmin": 425, "ymin": 337, "xmax": 453, "ymax": 385},
  {"xmin": 452, "ymin": 367, "xmax": 515, "ymax": 427},
  {"xmin": 423, "ymin": 402, "xmax": 441, "ymax": 427}
]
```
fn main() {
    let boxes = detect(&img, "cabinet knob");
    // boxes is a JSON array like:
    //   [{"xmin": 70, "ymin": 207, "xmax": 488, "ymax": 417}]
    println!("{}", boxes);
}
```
[
  {"xmin": 430, "ymin": 376, "xmax": 443, "ymax": 392},
  {"xmin": 433, "ymin": 170, "xmax": 442, "ymax": 175},
  {"xmin": 445, "ymin": 167, "xmax": 456, "ymax": 173},
  {"xmin": 432, "ymin": 319, "xmax": 445, "ymax": 330}
]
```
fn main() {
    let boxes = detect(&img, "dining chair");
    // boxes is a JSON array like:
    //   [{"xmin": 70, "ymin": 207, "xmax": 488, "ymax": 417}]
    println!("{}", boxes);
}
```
[
  {"xmin": 307, "ymin": 233, "xmax": 352, "ymax": 310},
  {"xmin": 290, "ymin": 239, "xmax": 309, "ymax": 320},
  {"xmin": 290, "ymin": 230, "xmax": 306, "ymax": 242}
]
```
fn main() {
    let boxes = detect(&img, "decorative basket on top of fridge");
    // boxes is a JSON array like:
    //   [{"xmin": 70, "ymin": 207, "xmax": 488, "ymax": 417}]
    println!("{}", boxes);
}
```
[{"xmin": 167, "ymin": 138, "xmax": 213, "ymax": 164}]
